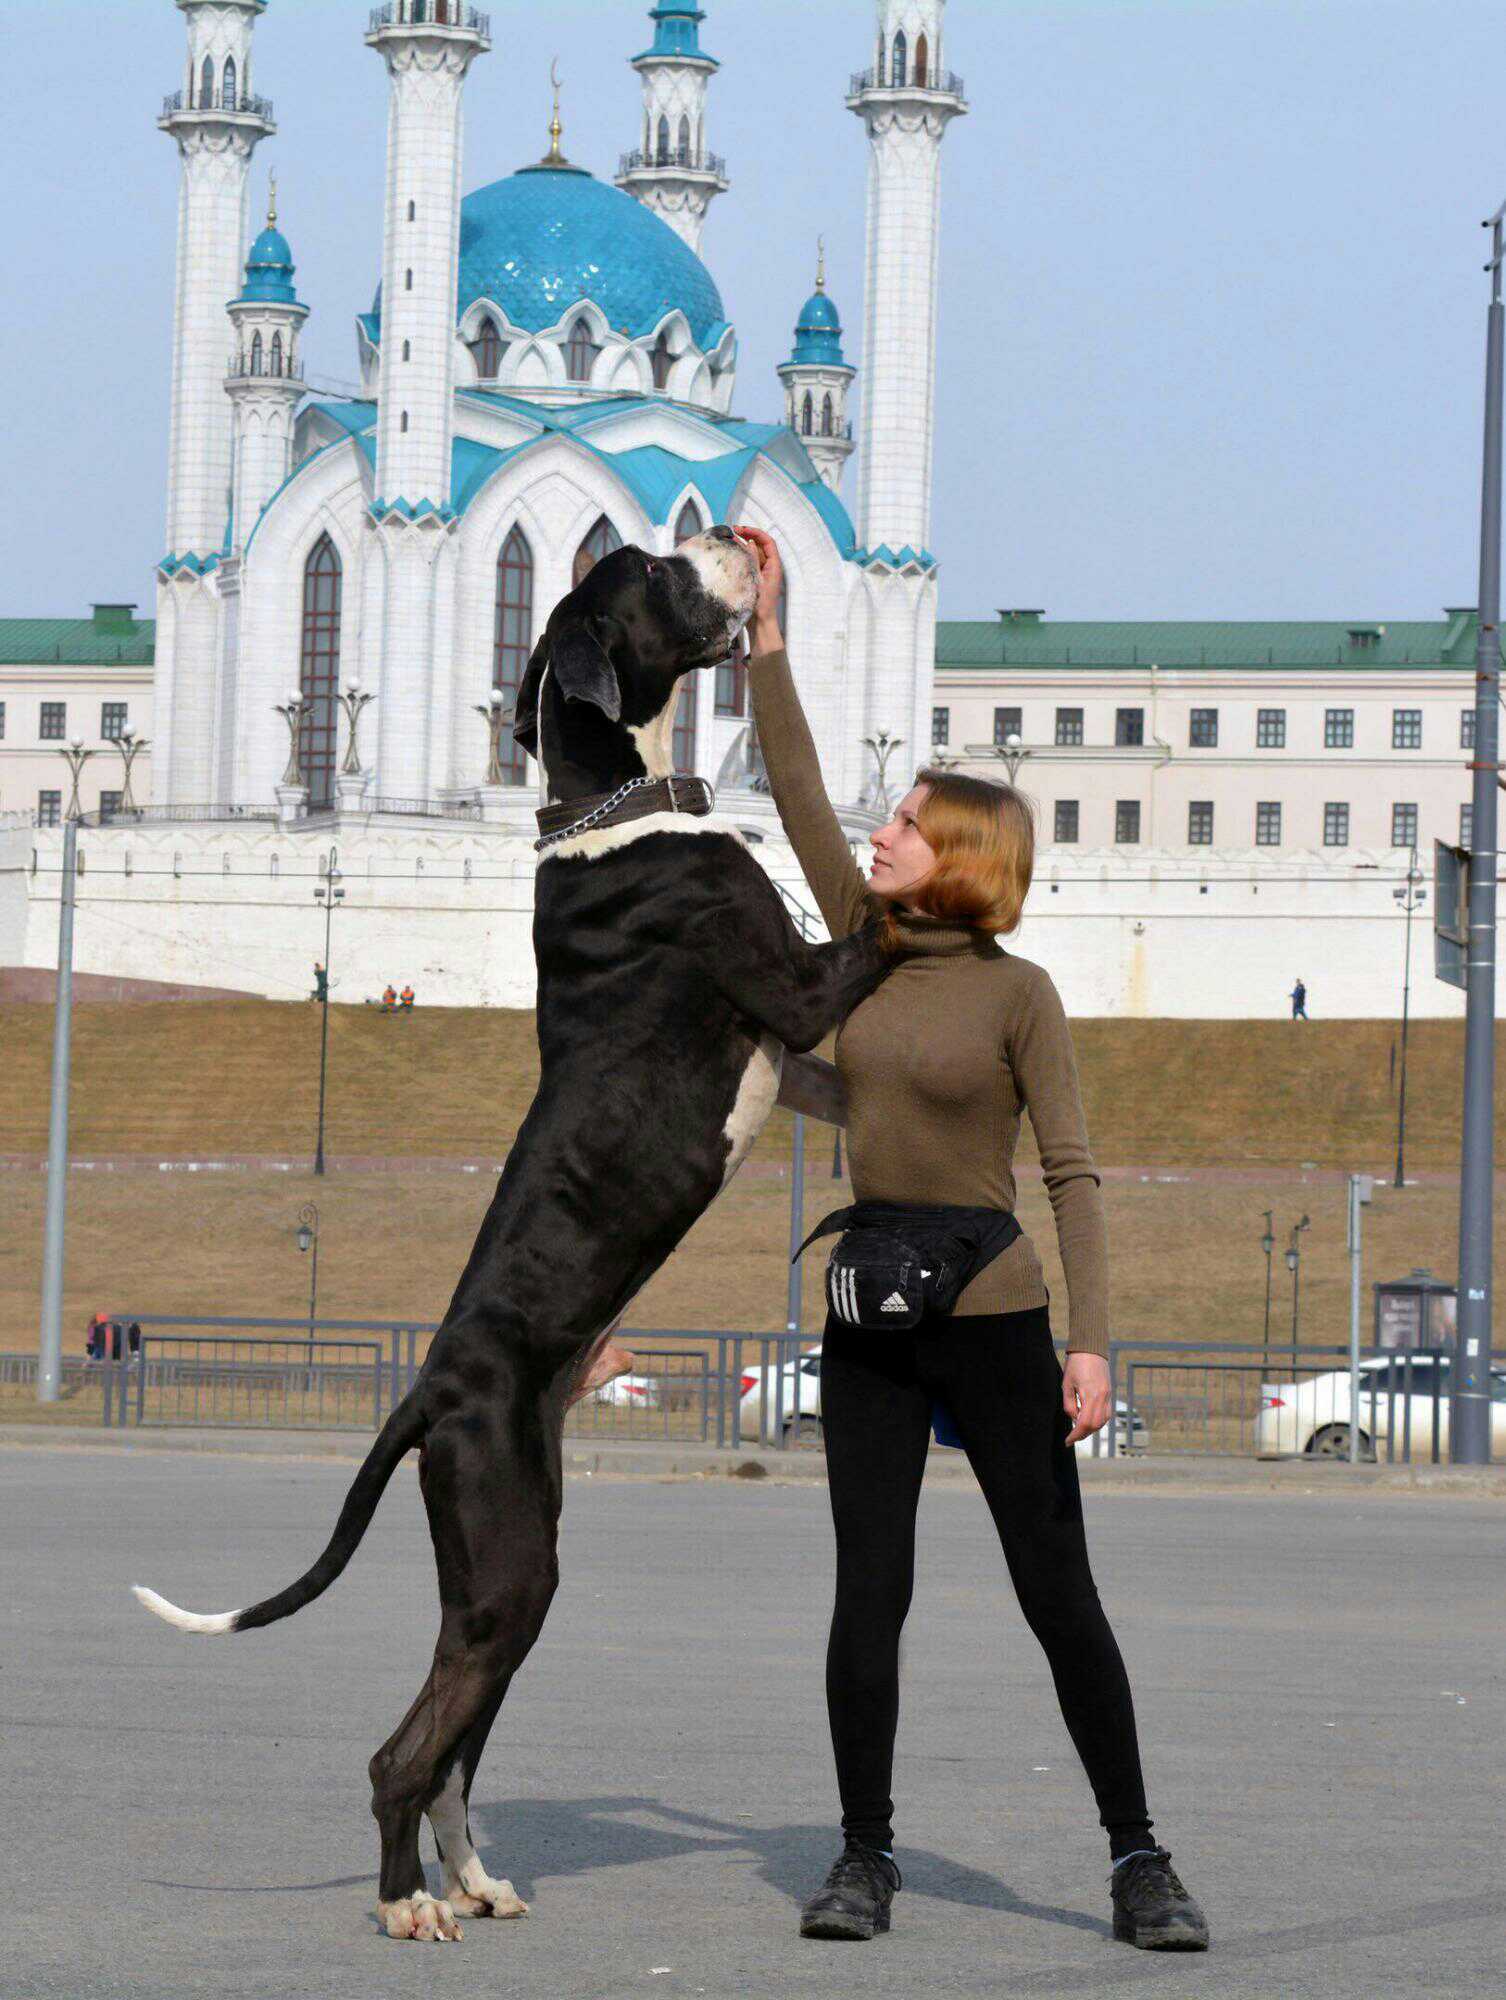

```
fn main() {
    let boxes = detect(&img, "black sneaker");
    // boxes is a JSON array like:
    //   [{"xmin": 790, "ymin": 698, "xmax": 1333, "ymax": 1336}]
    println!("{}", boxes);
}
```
[
  {"xmin": 799, "ymin": 1842, "xmax": 901, "ymax": 1941},
  {"xmin": 1110, "ymin": 1846, "xmax": 1209, "ymax": 1950}
]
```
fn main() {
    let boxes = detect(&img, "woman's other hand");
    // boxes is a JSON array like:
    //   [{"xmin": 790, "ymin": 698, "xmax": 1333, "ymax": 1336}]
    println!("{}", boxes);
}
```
[
  {"xmin": 734, "ymin": 524, "xmax": 785, "ymax": 654},
  {"xmin": 1062, "ymin": 1351, "xmax": 1112, "ymax": 1448}
]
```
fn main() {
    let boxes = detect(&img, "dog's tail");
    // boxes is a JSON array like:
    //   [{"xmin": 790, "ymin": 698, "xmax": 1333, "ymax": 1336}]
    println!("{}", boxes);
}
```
[{"xmin": 130, "ymin": 1388, "xmax": 428, "ymax": 1638}]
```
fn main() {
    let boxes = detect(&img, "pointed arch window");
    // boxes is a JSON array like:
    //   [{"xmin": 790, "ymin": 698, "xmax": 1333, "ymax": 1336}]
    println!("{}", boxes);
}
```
[
  {"xmin": 892, "ymin": 31, "xmax": 907, "ymax": 87},
  {"xmin": 300, "ymin": 535, "xmax": 342, "ymax": 812},
  {"xmin": 493, "ymin": 526, "xmax": 534, "ymax": 783},
  {"xmin": 821, "ymin": 392, "xmax": 834, "ymax": 437},
  {"xmin": 270, "ymin": 332, "xmax": 284, "ymax": 377},
  {"xmin": 249, "ymin": 332, "xmax": 264, "ymax": 376},
  {"xmin": 656, "ymin": 114, "xmax": 671, "ymax": 164},
  {"xmin": 573, "ymin": 514, "xmax": 622, "ymax": 587},
  {"xmin": 914, "ymin": 33, "xmax": 929, "ymax": 87},
  {"xmin": 677, "ymin": 114, "xmax": 692, "ymax": 165},
  {"xmin": 470, "ymin": 315, "xmax": 505, "ymax": 379},
  {"xmin": 565, "ymin": 315, "xmax": 599, "ymax": 383},
  {"xmin": 801, "ymin": 391, "xmax": 814, "ymax": 436},
  {"xmin": 674, "ymin": 500, "xmax": 702, "ymax": 544},
  {"xmin": 221, "ymin": 55, "xmax": 237, "ymax": 109},
  {"xmin": 651, "ymin": 331, "xmax": 674, "ymax": 391},
  {"xmin": 200, "ymin": 55, "xmax": 215, "ymax": 108}
]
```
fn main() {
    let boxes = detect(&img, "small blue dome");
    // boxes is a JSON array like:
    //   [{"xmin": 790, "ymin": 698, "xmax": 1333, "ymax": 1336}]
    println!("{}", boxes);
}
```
[
  {"xmin": 790, "ymin": 286, "xmax": 846, "ymax": 366},
  {"xmin": 239, "ymin": 224, "xmax": 300, "ymax": 306},
  {"xmin": 374, "ymin": 165, "xmax": 728, "ymax": 349},
  {"xmin": 636, "ymin": 1, "xmax": 714, "ymax": 64}
]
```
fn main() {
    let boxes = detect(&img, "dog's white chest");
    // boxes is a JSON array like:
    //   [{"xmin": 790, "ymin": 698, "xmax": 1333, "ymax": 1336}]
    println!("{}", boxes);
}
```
[{"xmin": 722, "ymin": 1034, "xmax": 784, "ymax": 1187}]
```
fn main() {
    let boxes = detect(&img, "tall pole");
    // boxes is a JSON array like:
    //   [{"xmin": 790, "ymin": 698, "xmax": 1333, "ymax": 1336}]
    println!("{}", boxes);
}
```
[
  {"xmin": 313, "ymin": 846, "xmax": 339, "ymax": 1178},
  {"xmin": 1347, "ymin": 1175, "xmax": 1372, "ymax": 1464},
  {"xmin": 1455, "ymin": 201, "xmax": 1505, "ymax": 1465},
  {"xmin": 785, "ymin": 1112, "xmax": 807, "ymax": 1433},
  {"xmin": 37, "ymin": 819, "xmax": 78, "ymax": 1403},
  {"xmin": 1260, "ymin": 1211, "xmax": 1275, "ymax": 1373},
  {"xmin": 1393, "ymin": 849, "xmax": 1422, "ymax": 1189}
]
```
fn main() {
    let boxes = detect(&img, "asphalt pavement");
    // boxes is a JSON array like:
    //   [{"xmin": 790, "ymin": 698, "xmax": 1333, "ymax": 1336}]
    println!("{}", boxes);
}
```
[{"xmin": 4, "ymin": 1442, "xmax": 1503, "ymax": 1998}]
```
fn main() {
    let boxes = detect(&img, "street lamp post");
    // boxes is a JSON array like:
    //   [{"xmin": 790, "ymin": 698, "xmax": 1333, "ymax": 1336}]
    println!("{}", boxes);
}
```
[
  {"xmin": 337, "ymin": 680, "xmax": 375, "ymax": 776},
  {"xmin": 58, "ymin": 740, "xmax": 94, "ymax": 821},
  {"xmin": 1285, "ymin": 1214, "xmax": 1310, "ymax": 1370},
  {"xmin": 296, "ymin": 1202, "xmax": 320, "ymax": 1383},
  {"xmin": 1260, "ymin": 1211, "xmax": 1275, "ymax": 1373},
  {"xmin": 476, "ymin": 688, "xmax": 508, "ymax": 787},
  {"xmin": 997, "ymin": 731, "xmax": 1031, "ymax": 786},
  {"xmin": 275, "ymin": 689, "xmax": 311, "ymax": 786},
  {"xmin": 862, "ymin": 730, "xmax": 904, "ymax": 818},
  {"xmin": 1392, "ymin": 847, "xmax": 1427, "ymax": 1189},
  {"xmin": 312, "ymin": 847, "xmax": 345, "ymax": 1177},
  {"xmin": 116, "ymin": 728, "xmax": 149, "ymax": 816}
]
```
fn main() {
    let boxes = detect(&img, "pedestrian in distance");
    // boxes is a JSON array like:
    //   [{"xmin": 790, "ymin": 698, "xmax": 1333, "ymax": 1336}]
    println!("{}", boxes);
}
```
[
  {"xmin": 312, "ymin": 961, "xmax": 329, "ymax": 1004},
  {"xmin": 1290, "ymin": 978, "xmax": 1308, "ymax": 1021},
  {"xmin": 736, "ymin": 524, "xmax": 1209, "ymax": 1955},
  {"xmin": 382, "ymin": 984, "xmax": 397, "ymax": 1013},
  {"xmin": 400, "ymin": 984, "xmax": 415, "ymax": 1012}
]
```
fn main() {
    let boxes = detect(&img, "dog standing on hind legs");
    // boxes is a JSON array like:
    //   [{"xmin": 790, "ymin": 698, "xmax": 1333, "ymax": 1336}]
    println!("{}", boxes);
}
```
[{"xmin": 132, "ymin": 527, "xmax": 895, "ymax": 1942}]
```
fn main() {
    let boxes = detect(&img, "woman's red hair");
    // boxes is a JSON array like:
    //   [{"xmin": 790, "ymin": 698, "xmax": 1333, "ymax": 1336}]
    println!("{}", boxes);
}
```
[{"xmin": 881, "ymin": 767, "xmax": 1035, "ymax": 944}]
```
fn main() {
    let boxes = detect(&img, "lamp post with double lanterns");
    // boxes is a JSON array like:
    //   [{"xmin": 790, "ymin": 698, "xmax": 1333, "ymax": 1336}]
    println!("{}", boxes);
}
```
[
  {"xmin": 1260, "ymin": 1211, "xmax": 1276, "ymax": 1372},
  {"xmin": 312, "ymin": 849, "xmax": 344, "ymax": 1177},
  {"xmin": 862, "ymin": 730, "xmax": 904, "ymax": 818},
  {"xmin": 296, "ymin": 1202, "xmax": 320, "ymax": 1382},
  {"xmin": 116, "ymin": 727, "xmax": 149, "ymax": 817},
  {"xmin": 997, "ymin": 731, "xmax": 1030, "ymax": 786},
  {"xmin": 476, "ymin": 687, "xmax": 509, "ymax": 786},
  {"xmin": 1392, "ymin": 847, "xmax": 1427, "ymax": 1189},
  {"xmin": 57, "ymin": 740, "xmax": 94, "ymax": 821},
  {"xmin": 1285, "ymin": 1213, "xmax": 1310, "ymax": 1369}
]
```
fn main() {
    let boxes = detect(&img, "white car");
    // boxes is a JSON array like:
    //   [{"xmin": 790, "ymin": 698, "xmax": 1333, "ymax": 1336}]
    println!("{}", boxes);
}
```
[
  {"xmin": 737, "ymin": 1349, "xmax": 1149, "ymax": 1455},
  {"xmin": 1253, "ymin": 1353, "xmax": 1506, "ymax": 1459},
  {"xmin": 589, "ymin": 1372, "xmax": 661, "ymax": 1410}
]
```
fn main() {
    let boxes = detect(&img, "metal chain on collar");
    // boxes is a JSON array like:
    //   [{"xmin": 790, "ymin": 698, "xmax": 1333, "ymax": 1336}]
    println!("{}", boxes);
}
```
[{"xmin": 535, "ymin": 774, "xmax": 686, "ymax": 852}]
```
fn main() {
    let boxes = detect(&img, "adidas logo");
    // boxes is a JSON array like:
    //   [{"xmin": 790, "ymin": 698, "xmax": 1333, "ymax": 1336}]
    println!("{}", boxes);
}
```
[{"xmin": 880, "ymin": 1291, "xmax": 908, "ymax": 1312}]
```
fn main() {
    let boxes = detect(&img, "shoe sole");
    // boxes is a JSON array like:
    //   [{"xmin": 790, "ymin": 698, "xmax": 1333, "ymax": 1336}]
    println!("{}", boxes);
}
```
[
  {"xmin": 800, "ymin": 1910, "xmax": 890, "ymax": 1942},
  {"xmin": 1112, "ymin": 1912, "xmax": 1209, "ymax": 1951}
]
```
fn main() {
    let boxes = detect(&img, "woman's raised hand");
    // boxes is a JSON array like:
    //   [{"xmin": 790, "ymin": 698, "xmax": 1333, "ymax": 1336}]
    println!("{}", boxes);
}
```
[{"xmin": 734, "ymin": 524, "xmax": 785, "ymax": 653}]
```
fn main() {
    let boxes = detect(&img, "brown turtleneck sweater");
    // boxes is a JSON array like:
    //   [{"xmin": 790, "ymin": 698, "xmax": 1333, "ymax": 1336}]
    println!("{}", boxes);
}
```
[{"xmin": 751, "ymin": 647, "xmax": 1110, "ymax": 1357}]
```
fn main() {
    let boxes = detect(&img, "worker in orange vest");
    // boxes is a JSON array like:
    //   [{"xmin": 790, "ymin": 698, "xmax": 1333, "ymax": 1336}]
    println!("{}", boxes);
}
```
[
  {"xmin": 382, "ymin": 984, "xmax": 397, "ymax": 1012},
  {"xmin": 400, "ymin": 984, "xmax": 415, "ymax": 1011}
]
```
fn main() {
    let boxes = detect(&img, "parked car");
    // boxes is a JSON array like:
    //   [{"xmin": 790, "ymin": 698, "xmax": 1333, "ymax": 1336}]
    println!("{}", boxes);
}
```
[
  {"xmin": 737, "ymin": 1349, "xmax": 1149, "ymax": 1454},
  {"xmin": 589, "ymin": 1371, "xmax": 661, "ymax": 1411},
  {"xmin": 1253, "ymin": 1353, "xmax": 1506, "ymax": 1459}
]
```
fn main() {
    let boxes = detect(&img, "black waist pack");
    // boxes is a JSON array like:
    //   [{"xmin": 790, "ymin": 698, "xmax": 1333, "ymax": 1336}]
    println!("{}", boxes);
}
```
[{"xmin": 793, "ymin": 1200, "xmax": 1022, "ymax": 1332}]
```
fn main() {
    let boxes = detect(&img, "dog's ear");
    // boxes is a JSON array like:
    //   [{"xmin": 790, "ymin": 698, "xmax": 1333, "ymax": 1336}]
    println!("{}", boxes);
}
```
[
  {"xmin": 509, "ymin": 636, "xmax": 549, "ymax": 757},
  {"xmin": 551, "ymin": 618, "xmax": 622, "ymax": 724}
]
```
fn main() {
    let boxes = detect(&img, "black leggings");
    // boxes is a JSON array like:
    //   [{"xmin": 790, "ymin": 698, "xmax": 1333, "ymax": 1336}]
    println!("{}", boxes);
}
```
[{"xmin": 819, "ymin": 1304, "xmax": 1153, "ymax": 1858}]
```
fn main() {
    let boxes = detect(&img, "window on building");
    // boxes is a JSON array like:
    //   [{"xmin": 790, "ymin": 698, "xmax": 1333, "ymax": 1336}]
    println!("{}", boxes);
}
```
[
  {"xmin": 656, "ymin": 114, "xmax": 671, "ymax": 163},
  {"xmin": 1255, "ymin": 801, "xmax": 1282, "ymax": 846},
  {"xmin": 1323, "ymin": 802, "xmax": 1349, "ymax": 847},
  {"xmin": 470, "ymin": 316, "xmax": 504, "ymax": 379},
  {"xmin": 932, "ymin": 706, "xmax": 949, "ymax": 746},
  {"xmin": 37, "ymin": 790, "xmax": 61, "ymax": 827},
  {"xmin": 200, "ymin": 55, "xmax": 214, "ymax": 109},
  {"xmin": 821, "ymin": 393, "xmax": 835, "ymax": 437},
  {"xmin": 405, "ymin": 268, "xmax": 413, "ymax": 291},
  {"xmin": 408, "ymin": 199, "xmax": 416, "ymax": 221},
  {"xmin": 801, "ymin": 391, "xmax": 814, "ymax": 436},
  {"xmin": 1115, "ymin": 800, "xmax": 1141, "ymax": 844},
  {"xmin": 1055, "ymin": 707, "xmax": 1083, "ymax": 746},
  {"xmin": 1392, "ymin": 708, "xmax": 1422, "ymax": 750},
  {"xmin": 677, "ymin": 114, "xmax": 692, "ymax": 164},
  {"xmin": 400, "ymin": 411, "xmax": 409, "ymax": 433},
  {"xmin": 403, "ymin": 339, "xmax": 411, "ymax": 362},
  {"xmin": 892, "ymin": 28, "xmax": 907, "ymax": 85},
  {"xmin": 1325, "ymin": 707, "xmax": 1354, "ymax": 748},
  {"xmin": 299, "ymin": 534, "xmax": 342, "ymax": 811},
  {"xmin": 270, "ymin": 333, "xmax": 283, "ymax": 377},
  {"xmin": 1054, "ymin": 799, "xmax": 1080, "ymax": 844},
  {"xmin": 673, "ymin": 672, "xmax": 697, "ymax": 773},
  {"xmin": 1256, "ymin": 707, "xmax": 1287, "ymax": 748},
  {"xmin": 1460, "ymin": 803, "xmax": 1473, "ymax": 849},
  {"xmin": 565, "ymin": 316, "xmax": 599, "ymax": 383},
  {"xmin": 651, "ymin": 331, "xmax": 673, "ymax": 390},
  {"xmin": 994, "ymin": 705, "xmax": 1023, "ymax": 745},
  {"xmin": 573, "ymin": 514, "xmax": 622, "ymax": 587},
  {"xmin": 250, "ymin": 332, "xmax": 263, "ymax": 376},
  {"xmin": 1115, "ymin": 707, "xmax": 1144, "ymax": 746},
  {"xmin": 40, "ymin": 702, "xmax": 65, "ymax": 740},
  {"xmin": 914, "ymin": 31, "xmax": 929, "ymax": 86},
  {"xmin": 1391, "ymin": 802, "xmax": 1418, "ymax": 849},
  {"xmin": 101, "ymin": 702, "xmax": 127, "ymax": 741},
  {"xmin": 492, "ymin": 526, "xmax": 534, "ymax": 783},
  {"xmin": 1188, "ymin": 800, "xmax": 1214, "ymax": 845},
  {"xmin": 1461, "ymin": 708, "xmax": 1476, "ymax": 749},
  {"xmin": 674, "ymin": 500, "xmax": 702, "ymax": 544},
  {"xmin": 222, "ymin": 54, "xmax": 236, "ymax": 107},
  {"xmin": 1189, "ymin": 707, "xmax": 1218, "ymax": 747},
  {"xmin": 0, "ymin": 702, "xmax": 6, "ymax": 738},
  {"xmin": 98, "ymin": 790, "xmax": 123, "ymax": 823}
]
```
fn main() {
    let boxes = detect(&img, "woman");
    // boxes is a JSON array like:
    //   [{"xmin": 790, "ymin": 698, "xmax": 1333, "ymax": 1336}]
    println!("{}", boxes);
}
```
[{"xmin": 735, "ymin": 526, "xmax": 1208, "ymax": 1955}]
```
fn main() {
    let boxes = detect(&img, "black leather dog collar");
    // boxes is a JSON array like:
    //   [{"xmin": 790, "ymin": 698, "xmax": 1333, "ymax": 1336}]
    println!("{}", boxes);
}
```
[{"xmin": 535, "ymin": 773, "xmax": 716, "ymax": 851}]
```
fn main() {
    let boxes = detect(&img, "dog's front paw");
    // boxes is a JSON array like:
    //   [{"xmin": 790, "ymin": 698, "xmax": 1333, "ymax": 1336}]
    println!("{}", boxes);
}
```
[
  {"xmin": 447, "ymin": 1864, "xmax": 529, "ymax": 1920},
  {"xmin": 379, "ymin": 1891, "xmax": 463, "ymax": 1941}
]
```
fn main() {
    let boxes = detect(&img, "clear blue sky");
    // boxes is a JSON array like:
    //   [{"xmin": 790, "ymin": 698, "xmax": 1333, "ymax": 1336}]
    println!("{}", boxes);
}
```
[{"xmin": 1, "ymin": 0, "xmax": 1501, "ymax": 621}]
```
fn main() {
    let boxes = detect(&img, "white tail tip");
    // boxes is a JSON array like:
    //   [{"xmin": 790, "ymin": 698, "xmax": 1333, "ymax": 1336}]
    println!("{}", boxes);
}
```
[{"xmin": 131, "ymin": 1584, "xmax": 239, "ymax": 1636}]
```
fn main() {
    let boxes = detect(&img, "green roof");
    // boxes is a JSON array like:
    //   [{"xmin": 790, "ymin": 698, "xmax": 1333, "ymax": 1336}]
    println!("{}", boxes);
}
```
[
  {"xmin": 0, "ymin": 611, "xmax": 156, "ymax": 667},
  {"xmin": 935, "ymin": 612, "xmax": 1484, "ymax": 672}
]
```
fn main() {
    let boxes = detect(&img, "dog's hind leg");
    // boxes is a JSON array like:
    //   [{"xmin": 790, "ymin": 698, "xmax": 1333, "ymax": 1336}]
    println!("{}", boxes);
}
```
[
  {"xmin": 370, "ymin": 1415, "xmax": 560, "ymax": 1941},
  {"xmin": 428, "ymin": 1692, "xmax": 528, "ymax": 1919}
]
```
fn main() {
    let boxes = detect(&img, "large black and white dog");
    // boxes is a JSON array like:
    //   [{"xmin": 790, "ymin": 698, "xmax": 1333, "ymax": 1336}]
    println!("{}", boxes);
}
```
[{"xmin": 133, "ymin": 528, "xmax": 889, "ymax": 1941}]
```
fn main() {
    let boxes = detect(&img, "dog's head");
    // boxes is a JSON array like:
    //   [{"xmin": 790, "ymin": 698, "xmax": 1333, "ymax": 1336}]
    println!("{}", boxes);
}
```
[{"xmin": 512, "ymin": 527, "xmax": 759, "ymax": 800}]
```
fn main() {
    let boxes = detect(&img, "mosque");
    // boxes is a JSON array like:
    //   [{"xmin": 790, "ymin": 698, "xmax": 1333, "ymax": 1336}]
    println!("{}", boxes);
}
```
[{"xmin": 153, "ymin": 0, "xmax": 954, "ymax": 832}]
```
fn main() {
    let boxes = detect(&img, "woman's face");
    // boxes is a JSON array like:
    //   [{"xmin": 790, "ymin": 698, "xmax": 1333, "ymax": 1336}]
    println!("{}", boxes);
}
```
[{"xmin": 869, "ymin": 785, "xmax": 938, "ymax": 904}]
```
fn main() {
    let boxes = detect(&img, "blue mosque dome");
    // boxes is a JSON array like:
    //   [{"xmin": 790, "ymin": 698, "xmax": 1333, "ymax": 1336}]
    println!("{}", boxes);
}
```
[
  {"xmin": 635, "ymin": 1, "xmax": 716, "ymax": 65},
  {"xmin": 789, "ymin": 283, "xmax": 846, "ymax": 366},
  {"xmin": 239, "ymin": 216, "xmax": 300, "ymax": 306}
]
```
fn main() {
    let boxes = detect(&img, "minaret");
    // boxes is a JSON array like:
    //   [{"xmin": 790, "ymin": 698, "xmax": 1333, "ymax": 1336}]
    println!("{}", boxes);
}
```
[
  {"xmin": 846, "ymin": 3, "xmax": 965, "ymax": 791},
  {"xmin": 365, "ymin": 0, "xmax": 489, "ymax": 804},
  {"xmin": 156, "ymin": 0, "xmax": 274, "ymax": 806},
  {"xmin": 615, "ymin": 1, "xmax": 728, "ymax": 253},
  {"xmin": 226, "ymin": 180, "xmax": 308, "ymax": 554},
  {"xmin": 776, "ymin": 244, "xmax": 856, "ymax": 493}
]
